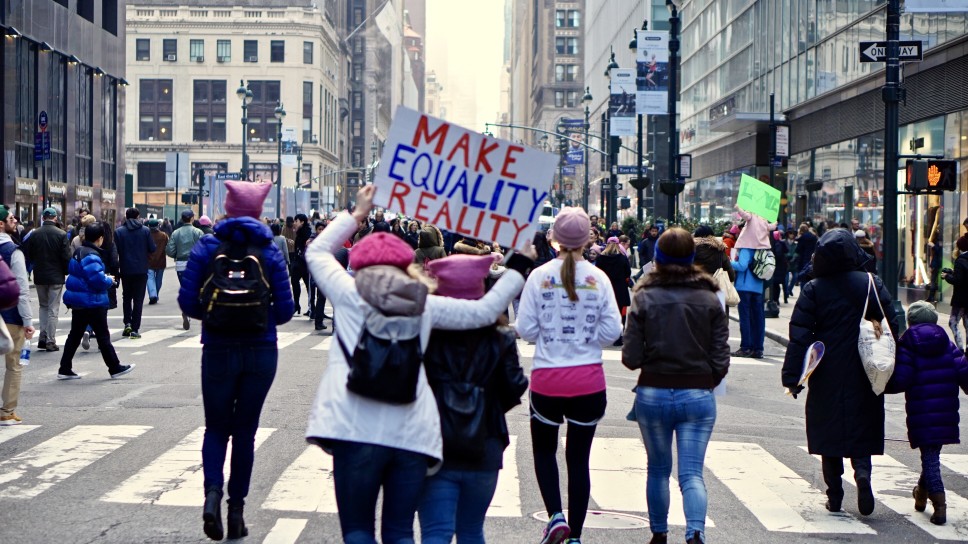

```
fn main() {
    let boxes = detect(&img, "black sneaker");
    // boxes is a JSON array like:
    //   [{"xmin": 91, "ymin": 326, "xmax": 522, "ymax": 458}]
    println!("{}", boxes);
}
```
[
  {"xmin": 129, "ymin": 331, "xmax": 142, "ymax": 339},
  {"xmin": 45, "ymin": 341, "xmax": 59, "ymax": 352},
  {"xmin": 122, "ymin": 325, "xmax": 132, "ymax": 337},
  {"xmin": 731, "ymin": 349, "xmax": 753, "ymax": 358},
  {"xmin": 751, "ymin": 351, "xmax": 764, "ymax": 359},
  {"xmin": 315, "ymin": 323, "xmax": 327, "ymax": 331},
  {"xmin": 57, "ymin": 370, "xmax": 81, "ymax": 380},
  {"xmin": 182, "ymin": 315, "xmax": 190, "ymax": 331},
  {"xmin": 148, "ymin": 297, "xmax": 158, "ymax": 305},
  {"xmin": 110, "ymin": 364, "xmax": 135, "ymax": 379}
]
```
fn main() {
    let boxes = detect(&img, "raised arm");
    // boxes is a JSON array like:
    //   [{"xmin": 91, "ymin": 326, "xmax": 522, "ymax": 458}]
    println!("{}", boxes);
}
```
[{"xmin": 427, "ymin": 254, "xmax": 530, "ymax": 330}]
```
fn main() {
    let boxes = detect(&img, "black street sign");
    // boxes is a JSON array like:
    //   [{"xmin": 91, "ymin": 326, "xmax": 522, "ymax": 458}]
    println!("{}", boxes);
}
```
[
  {"xmin": 33, "ymin": 132, "xmax": 50, "ymax": 161},
  {"xmin": 859, "ymin": 40, "xmax": 923, "ymax": 62},
  {"xmin": 215, "ymin": 172, "xmax": 242, "ymax": 181},
  {"xmin": 614, "ymin": 165, "xmax": 643, "ymax": 175}
]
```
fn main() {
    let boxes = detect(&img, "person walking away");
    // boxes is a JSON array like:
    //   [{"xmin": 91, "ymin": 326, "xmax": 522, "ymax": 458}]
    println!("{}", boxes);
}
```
[
  {"xmin": 694, "ymin": 235, "xmax": 737, "ymax": 311},
  {"xmin": 290, "ymin": 214, "xmax": 312, "ymax": 316},
  {"xmin": 781, "ymin": 229, "xmax": 898, "ymax": 516},
  {"xmin": 415, "ymin": 224, "xmax": 447, "ymax": 265},
  {"xmin": 166, "ymin": 211, "xmax": 204, "ymax": 330},
  {"xmin": 854, "ymin": 230, "xmax": 878, "ymax": 274},
  {"xmin": 304, "ymin": 185, "xmax": 532, "ymax": 544},
  {"xmin": 270, "ymin": 223, "xmax": 291, "ymax": 268},
  {"xmin": 943, "ymin": 235, "xmax": 968, "ymax": 351},
  {"xmin": 56, "ymin": 223, "xmax": 134, "ymax": 380},
  {"xmin": 197, "ymin": 215, "xmax": 215, "ymax": 235},
  {"xmin": 516, "ymin": 207, "xmax": 623, "ymax": 544},
  {"xmin": 596, "ymin": 237, "xmax": 632, "ymax": 347},
  {"xmin": 22, "ymin": 207, "xmax": 69, "ymax": 351},
  {"xmin": 884, "ymin": 301, "xmax": 968, "ymax": 525},
  {"xmin": 417, "ymin": 253, "xmax": 530, "ymax": 544},
  {"xmin": 795, "ymin": 223, "xmax": 818, "ymax": 284},
  {"xmin": 0, "ymin": 208, "xmax": 34, "ymax": 426},
  {"xmin": 70, "ymin": 215, "xmax": 98, "ymax": 251},
  {"xmin": 115, "ymin": 208, "xmax": 156, "ymax": 339},
  {"xmin": 622, "ymin": 228, "xmax": 730, "ymax": 544},
  {"xmin": 146, "ymin": 218, "xmax": 169, "ymax": 305},
  {"xmin": 770, "ymin": 230, "xmax": 790, "ymax": 304},
  {"xmin": 784, "ymin": 230, "xmax": 799, "ymax": 298},
  {"xmin": 177, "ymin": 181, "xmax": 294, "ymax": 541},
  {"xmin": 731, "ymin": 209, "xmax": 773, "ymax": 359}
]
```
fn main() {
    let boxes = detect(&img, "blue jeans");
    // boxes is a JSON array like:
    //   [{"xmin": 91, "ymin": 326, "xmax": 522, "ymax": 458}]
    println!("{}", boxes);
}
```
[
  {"xmin": 418, "ymin": 468, "xmax": 499, "ymax": 544},
  {"xmin": 920, "ymin": 445, "xmax": 944, "ymax": 493},
  {"xmin": 737, "ymin": 290, "xmax": 765, "ymax": 352},
  {"xmin": 201, "ymin": 344, "xmax": 277, "ymax": 506},
  {"xmin": 635, "ymin": 387, "xmax": 717, "ymax": 542},
  {"xmin": 147, "ymin": 268, "xmax": 164, "ymax": 300},
  {"xmin": 329, "ymin": 440, "xmax": 428, "ymax": 544}
]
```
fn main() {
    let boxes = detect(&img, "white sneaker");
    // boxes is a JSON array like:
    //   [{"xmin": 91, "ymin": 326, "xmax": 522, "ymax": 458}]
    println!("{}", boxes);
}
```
[{"xmin": 81, "ymin": 331, "xmax": 91, "ymax": 351}]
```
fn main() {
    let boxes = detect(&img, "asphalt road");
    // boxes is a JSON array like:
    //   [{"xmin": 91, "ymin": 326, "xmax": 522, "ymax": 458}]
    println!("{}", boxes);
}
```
[{"xmin": 1, "ymin": 277, "xmax": 967, "ymax": 543}]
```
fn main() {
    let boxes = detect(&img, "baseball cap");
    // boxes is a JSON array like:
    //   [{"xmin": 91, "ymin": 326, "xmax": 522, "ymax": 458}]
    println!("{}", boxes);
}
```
[
  {"xmin": 181, "ymin": 209, "xmax": 195, "ymax": 220},
  {"xmin": 42, "ymin": 207, "xmax": 58, "ymax": 218}
]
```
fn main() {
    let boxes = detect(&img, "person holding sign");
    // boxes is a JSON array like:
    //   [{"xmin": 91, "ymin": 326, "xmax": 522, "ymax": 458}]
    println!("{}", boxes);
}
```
[
  {"xmin": 516, "ymin": 207, "xmax": 623, "ymax": 544},
  {"xmin": 730, "ymin": 209, "xmax": 774, "ymax": 359}
]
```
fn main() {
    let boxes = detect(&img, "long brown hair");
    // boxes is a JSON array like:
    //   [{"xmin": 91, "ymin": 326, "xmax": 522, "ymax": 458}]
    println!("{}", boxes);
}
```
[{"xmin": 560, "ymin": 247, "xmax": 581, "ymax": 302}]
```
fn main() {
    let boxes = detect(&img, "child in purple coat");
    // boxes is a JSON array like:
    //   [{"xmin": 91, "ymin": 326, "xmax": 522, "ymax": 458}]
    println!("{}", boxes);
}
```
[{"xmin": 886, "ymin": 301, "xmax": 968, "ymax": 525}]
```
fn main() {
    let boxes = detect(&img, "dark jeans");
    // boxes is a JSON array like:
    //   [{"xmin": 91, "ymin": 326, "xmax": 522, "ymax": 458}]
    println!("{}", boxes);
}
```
[
  {"xmin": 121, "ymin": 273, "xmax": 148, "ymax": 331},
  {"xmin": 314, "ymin": 289, "xmax": 328, "ymax": 328},
  {"xmin": 329, "ymin": 440, "xmax": 428, "ymax": 544},
  {"xmin": 919, "ymin": 445, "xmax": 944, "ymax": 493},
  {"xmin": 770, "ymin": 273, "xmax": 791, "ymax": 303},
  {"xmin": 418, "ymin": 468, "xmax": 499, "ymax": 544},
  {"xmin": 59, "ymin": 307, "xmax": 122, "ymax": 374},
  {"xmin": 737, "ymin": 290, "xmax": 765, "ymax": 352},
  {"xmin": 201, "ymin": 344, "xmax": 277, "ymax": 506},
  {"xmin": 290, "ymin": 259, "xmax": 309, "ymax": 311},
  {"xmin": 821, "ymin": 456, "xmax": 872, "ymax": 502}
]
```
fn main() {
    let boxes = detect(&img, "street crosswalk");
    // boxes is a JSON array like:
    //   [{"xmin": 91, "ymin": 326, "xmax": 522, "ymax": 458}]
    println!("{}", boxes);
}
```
[{"xmin": 1, "ymin": 424, "xmax": 967, "ymax": 541}]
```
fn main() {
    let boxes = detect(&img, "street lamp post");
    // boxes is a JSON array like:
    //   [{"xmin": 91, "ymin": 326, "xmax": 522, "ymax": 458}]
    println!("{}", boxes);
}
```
[
  {"xmin": 667, "ymin": 0, "xmax": 682, "ymax": 221},
  {"xmin": 296, "ymin": 145, "xmax": 303, "ymax": 189},
  {"xmin": 604, "ymin": 47, "xmax": 619, "ymax": 227},
  {"xmin": 369, "ymin": 140, "xmax": 378, "ymax": 183},
  {"xmin": 582, "ymin": 87, "xmax": 593, "ymax": 211},
  {"xmin": 236, "ymin": 80, "xmax": 253, "ymax": 179},
  {"xmin": 629, "ymin": 22, "xmax": 650, "ymax": 224},
  {"xmin": 274, "ymin": 101, "xmax": 286, "ymax": 218}
]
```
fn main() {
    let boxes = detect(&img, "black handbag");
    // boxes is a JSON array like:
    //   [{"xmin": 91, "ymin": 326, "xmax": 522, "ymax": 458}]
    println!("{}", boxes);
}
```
[{"xmin": 336, "ymin": 311, "xmax": 423, "ymax": 405}]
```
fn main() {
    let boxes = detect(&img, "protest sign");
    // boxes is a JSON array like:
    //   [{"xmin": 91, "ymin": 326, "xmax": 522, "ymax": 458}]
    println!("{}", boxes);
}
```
[
  {"xmin": 737, "ymin": 174, "xmax": 781, "ymax": 223},
  {"xmin": 373, "ymin": 106, "xmax": 558, "ymax": 249}
]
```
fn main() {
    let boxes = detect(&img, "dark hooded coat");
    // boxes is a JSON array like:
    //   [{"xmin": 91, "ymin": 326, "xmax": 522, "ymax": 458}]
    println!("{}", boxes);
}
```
[{"xmin": 781, "ymin": 229, "xmax": 898, "ymax": 457}]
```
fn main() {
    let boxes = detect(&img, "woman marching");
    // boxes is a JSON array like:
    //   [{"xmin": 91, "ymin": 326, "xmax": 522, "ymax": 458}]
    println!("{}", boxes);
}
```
[
  {"xmin": 304, "ymin": 185, "xmax": 534, "ymax": 544},
  {"xmin": 622, "ymin": 228, "xmax": 730, "ymax": 544},
  {"xmin": 178, "ymin": 181, "xmax": 295, "ymax": 541},
  {"xmin": 516, "ymin": 207, "xmax": 623, "ymax": 544},
  {"xmin": 595, "ymin": 236, "xmax": 633, "ymax": 346},
  {"xmin": 417, "ymin": 253, "xmax": 530, "ymax": 544}
]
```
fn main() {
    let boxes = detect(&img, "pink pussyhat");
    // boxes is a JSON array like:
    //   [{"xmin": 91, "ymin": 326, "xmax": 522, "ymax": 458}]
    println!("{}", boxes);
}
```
[
  {"xmin": 349, "ymin": 232, "xmax": 415, "ymax": 271},
  {"xmin": 427, "ymin": 253, "xmax": 501, "ymax": 300},
  {"xmin": 224, "ymin": 181, "xmax": 271, "ymax": 218}
]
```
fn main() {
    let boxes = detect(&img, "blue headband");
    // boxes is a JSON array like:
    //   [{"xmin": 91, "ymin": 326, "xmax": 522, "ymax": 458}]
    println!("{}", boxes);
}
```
[{"xmin": 654, "ymin": 246, "xmax": 695, "ymax": 266}]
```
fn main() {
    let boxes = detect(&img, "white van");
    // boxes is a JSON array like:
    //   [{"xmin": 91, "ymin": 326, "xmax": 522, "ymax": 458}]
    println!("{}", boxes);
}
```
[{"xmin": 537, "ymin": 202, "xmax": 558, "ymax": 231}]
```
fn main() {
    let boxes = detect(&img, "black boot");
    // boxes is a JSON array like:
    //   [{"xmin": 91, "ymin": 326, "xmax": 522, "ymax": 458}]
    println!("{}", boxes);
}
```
[
  {"xmin": 648, "ymin": 533, "xmax": 668, "ymax": 544},
  {"xmin": 203, "ymin": 487, "xmax": 224, "ymax": 541},
  {"xmin": 929, "ymin": 492, "xmax": 947, "ymax": 525},
  {"xmin": 686, "ymin": 531, "xmax": 703, "ymax": 544},
  {"xmin": 227, "ymin": 505, "xmax": 248, "ymax": 539}
]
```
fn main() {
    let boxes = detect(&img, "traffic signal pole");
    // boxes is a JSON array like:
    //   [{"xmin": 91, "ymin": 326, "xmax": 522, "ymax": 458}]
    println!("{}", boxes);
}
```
[{"xmin": 883, "ymin": 0, "xmax": 901, "ymax": 302}]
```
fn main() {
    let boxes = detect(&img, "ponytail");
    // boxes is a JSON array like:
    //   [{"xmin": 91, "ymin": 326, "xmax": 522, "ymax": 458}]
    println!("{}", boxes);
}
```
[{"xmin": 561, "ymin": 248, "xmax": 579, "ymax": 302}]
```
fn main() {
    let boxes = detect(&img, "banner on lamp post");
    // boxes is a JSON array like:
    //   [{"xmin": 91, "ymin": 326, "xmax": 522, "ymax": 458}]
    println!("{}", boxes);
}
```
[
  {"xmin": 636, "ymin": 31, "xmax": 670, "ymax": 115},
  {"xmin": 609, "ymin": 69, "xmax": 636, "ymax": 137},
  {"xmin": 559, "ymin": 118, "xmax": 585, "ymax": 165},
  {"xmin": 372, "ymin": 106, "xmax": 558, "ymax": 249},
  {"xmin": 281, "ymin": 127, "xmax": 298, "ymax": 167}
]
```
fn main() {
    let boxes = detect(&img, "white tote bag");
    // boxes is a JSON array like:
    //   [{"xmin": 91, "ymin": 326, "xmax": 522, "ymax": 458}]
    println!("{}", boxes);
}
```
[{"xmin": 857, "ymin": 273, "xmax": 895, "ymax": 395}]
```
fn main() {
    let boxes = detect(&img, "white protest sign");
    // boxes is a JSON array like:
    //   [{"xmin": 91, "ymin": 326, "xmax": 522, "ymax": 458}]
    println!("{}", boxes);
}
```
[{"xmin": 373, "ymin": 106, "xmax": 558, "ymax": 249}]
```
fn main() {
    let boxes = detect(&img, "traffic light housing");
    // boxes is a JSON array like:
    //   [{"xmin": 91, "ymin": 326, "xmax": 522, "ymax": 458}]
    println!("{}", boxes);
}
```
[{"xmin": 905, "ymin": 159, "xmax": 957, "ymax": 193}]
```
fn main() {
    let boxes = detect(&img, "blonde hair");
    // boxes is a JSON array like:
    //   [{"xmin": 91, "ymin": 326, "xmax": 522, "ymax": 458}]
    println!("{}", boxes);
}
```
[
  {"xmin": 81, "ymin": 215, "xmax": 97, "ymax": 227},
  {"xmin": 560, "ymin": 247, "xmax": 581, "ymax": 302},
  {"xmin": 602, "ymin": 242, "xmax": 621, "ymax": 255}
]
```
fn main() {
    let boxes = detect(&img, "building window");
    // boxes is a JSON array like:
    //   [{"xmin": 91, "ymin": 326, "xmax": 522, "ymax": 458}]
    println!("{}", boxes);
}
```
[
  {"xmin": 352, "ymin": 147, "xmax": 362, "ymax": 167},
  {"xmin": 303, "ymin": 41, "xmax": 313, "ymax": 65},
  {"xmin": 75, "ymin": 68, "xmax": 92, "ymax": 187},
  {"xmin": 555, "ymin": 64, "xmax": 577, "ymax": 82},
  {"xmin": 352, "ymin": 120, "xmax": 362, "ymax": 138},
  {"xmin": 163, "ymin": 39, "xmax": 177, "ymax": 61},
  {"xmin": 190, "ymin": 40, "xmax": 204, "ymax": 62},
  {"xmin": 77, "ymin": 0, "xmax": 95, "ymax": 22},
  {"xmin": 244, "ymin": 40, "xmax": 258, "ymax": 62},
  {"xmin": 137, "ymin": 162, "xmax": 167, "ymax": 189},
  {"xmin": 217, "ymin": 40, "xmax": 231, "ymax": 62},
  {"xmin": 566, "ymin": 91, "xmax": 578, "ymax": 108},
  {"xmin": 47, "ymin": 55, "xmax": 67, "ymax": 184},
  {"xmin": 556, "ymin": 37, "xmax": 579, "ymax": 55},
  {"xmin": 100, "ymin": 78, "xmax": 117, "ymax": 189},
  {"xmin": 102, "ymin": 0, "xmax": 119, "ymax": 35},
  {"xmin": 567, "ymin": 10, "xmax": 580, "ymax": 28},
  {"xmin": 139, "ymin": 79, "xmax": 173, "ymax": 141},
  {"xmin": 352, "ymin": 91, "xmax": 362, "ymax": 110},
  {"xmin": 193, "ymin": 80, "xmax": 227, "ymax": 142},
  {"xmin": 270, "ymin": 40, "xmax": 285, "ymax": 63},
  {"xmin": 555, "ymin": 10, "xmax": 565, "ymax": 28},
  {"xmin": 303, "ymin": 81, "xmax": 313, "ymax": 143},
  {"xmin": 555, "ymin": 91, "xmax": 565, "ymax": 108},
  {"xmin": 136, "ymin": 39, "xmax": 150, "ymax": 61},
  {"xmin": 246, "ymin": 80, "xmax": 281, "ymax": 142},
  {"xmin": 15, "ymin": 41, "xmax": 37, "ymax": 179}
]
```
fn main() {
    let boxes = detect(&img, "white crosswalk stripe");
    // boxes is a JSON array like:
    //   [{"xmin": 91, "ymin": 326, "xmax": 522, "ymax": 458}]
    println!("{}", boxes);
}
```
[
  {"xmin": 487, "ymin": 435, "xmax": 522, "ymax": 517},
  {"xmin": 113, "ymin": 329, "xmax": 187, "ymax": 348},
  {"xmin": 0, "ymin": 425, "xmax": 40, "ymax": 446},
  {"xmin": 262, "ymin": 518, "xmax": 309, "ymax": 544},
  {"xmin": 262, "ymin": 446, "xmax": 338, "ymax": 513}
]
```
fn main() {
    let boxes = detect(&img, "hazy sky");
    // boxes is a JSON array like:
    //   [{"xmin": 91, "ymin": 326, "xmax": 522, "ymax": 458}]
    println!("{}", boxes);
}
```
[{"xmin": 424, "ymin": 0, "xmax": 505, "ymax": 131}]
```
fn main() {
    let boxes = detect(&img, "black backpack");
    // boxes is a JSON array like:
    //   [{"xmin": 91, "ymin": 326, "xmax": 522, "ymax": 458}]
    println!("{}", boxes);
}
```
[
  {"xmin": 337, "ymin": 309, "xmax": 423, "ymax": 405},
  {"xmin": 199, "ymin": 241, "xmax": 271, "ymax": 334}
]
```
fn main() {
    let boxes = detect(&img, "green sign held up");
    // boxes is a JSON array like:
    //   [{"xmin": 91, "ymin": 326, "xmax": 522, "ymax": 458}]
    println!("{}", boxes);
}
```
[{"xmin": 737, "ymin": 174, "xmax": 781, "ymax": 223}]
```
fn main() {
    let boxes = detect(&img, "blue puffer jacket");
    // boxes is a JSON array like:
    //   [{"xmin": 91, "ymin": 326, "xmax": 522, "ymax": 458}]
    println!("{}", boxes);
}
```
[
  {"xmin": 886, "ymin": 323, "xmax": 968, "ymax": 448},
  {"xmin": 64, "ymin": 244, "xmax": 115, "ymax": 309},
  {"xmin": 731, "ymin": 247, "xmax": 765, "ymax": 293},
  {"xmin": 177, "ymin": 217, "xmax": 294, "ymax": 345}
]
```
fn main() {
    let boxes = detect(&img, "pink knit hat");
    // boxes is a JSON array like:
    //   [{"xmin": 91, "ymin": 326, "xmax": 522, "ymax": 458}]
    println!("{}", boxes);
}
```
[
  {"xmin": 349, "ymin": 232, "xmax": 414, "ymax": 271},
  {"xmin": 553, "ymin": 207, "xmax": 591, "ymax": 249},
  {"xmin": 224, "ymin": 181, "xmax": 271, "ymax": 219},
  {"xmin": 198, "ymin": 215, "xmax": 213, "ymax": 227},
  {"xmin": 427, "ymin": 253, "xmax": 500, "ymax": 300}
]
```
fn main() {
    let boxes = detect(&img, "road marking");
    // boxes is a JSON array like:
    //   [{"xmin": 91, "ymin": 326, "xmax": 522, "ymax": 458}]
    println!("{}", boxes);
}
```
[
  {"xmin": 705, "ymin": 442, "xmax": 874, "ymax": 534},
  {"xmin": 262, "ymin": 518, "xmax": 309, "ymax": 544},
  {"xmin": 804, "ymin": 448, "xmax": 968, "ymax": 539},
  {"xmin": 131, "ymin": 351, "xmax": 148, "ymax": 356},
  {"xmin": 0, "ymin": 425, "xmax": 40, "ymax": 446},
  {"xmin": 262, "ymin": 446, "xmax": 338, "ymax": 513},
  {"xmin": 488, "ymin": 435, "xmax": 521, "ymax": 517},
  {"xmin": 102, "ymin": 427, "xmax": 274, "ymax": 506},
  {"xmin": 584, "ymin": 437, "xmax": 714, "ymax": 527},
  {"xmin": 311, "ymin": 337, "xmax": 332, "ymax": 351},
  {"xmin": 276, "ymin": 332, "xmax": 311, "ymax": 349},
  {"xmin": 0, "ymin": 425, "xmax": 151, "ymax": 499},
  {"xmin": 170, "ymin": 334, "xmax": 203, "ymax": 349},
  {"xmin": 114, "ymin": 329, "xmax": 185, "ymax": 348},
  {"xmin": 941, "ymin": 453, "xmax": 968, "ymax": 477}
]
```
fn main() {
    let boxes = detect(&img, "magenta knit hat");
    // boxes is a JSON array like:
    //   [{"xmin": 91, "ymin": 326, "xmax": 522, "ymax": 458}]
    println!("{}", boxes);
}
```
[
  {"xmin": 427, "ymin": 253, "xmax": 500, "ymax": 300},
  {"xmin": 198, "ymin": 215, "xmax": 213, "ymax": 227},
  {"xmin": 553, "ymin": 207, "xmax": 591, "ymax": 249},
  {"xmin": 349, "ymin": 232, "xmax": 415, "ymax": 271},
  {"xmin": 224, "ymin": 181, "xmax": 271, "ymax": 219}
]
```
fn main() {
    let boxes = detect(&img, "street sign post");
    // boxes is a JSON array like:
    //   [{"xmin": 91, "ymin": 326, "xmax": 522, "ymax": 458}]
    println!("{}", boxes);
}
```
[
  {"xmin": 36, "ymin": 111, "xmax": 51, "ymax": 207},
  {"xmin": 859, "ymin": 40, "xmax": 923, "ymax": 62}
]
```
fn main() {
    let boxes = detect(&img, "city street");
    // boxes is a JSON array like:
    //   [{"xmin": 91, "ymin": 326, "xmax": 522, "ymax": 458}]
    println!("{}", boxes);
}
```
[{"xmin": 1, "ymin": 279, "xmax": 966, "ymax": 543}]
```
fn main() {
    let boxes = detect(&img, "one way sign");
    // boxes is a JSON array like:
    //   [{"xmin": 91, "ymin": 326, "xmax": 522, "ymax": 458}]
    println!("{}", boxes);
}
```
[{"xmin": 859, "ymin": 40, "xmax": 923, "ymax": 62}]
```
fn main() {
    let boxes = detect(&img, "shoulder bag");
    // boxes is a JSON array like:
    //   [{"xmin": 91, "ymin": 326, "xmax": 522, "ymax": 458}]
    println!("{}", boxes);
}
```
[
  {"xmin": 713, "ymin": 267, "xmax": 740, "ymax": 307},
  {"xmin": 857, "ymin": 272, "xmax": 895, "ymax": 395}
]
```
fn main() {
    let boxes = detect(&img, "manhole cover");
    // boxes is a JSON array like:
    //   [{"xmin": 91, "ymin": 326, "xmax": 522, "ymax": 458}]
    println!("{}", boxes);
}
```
[{"xmin": 532, "ymin": 510, "xmax": 648, "ymax": 529}]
